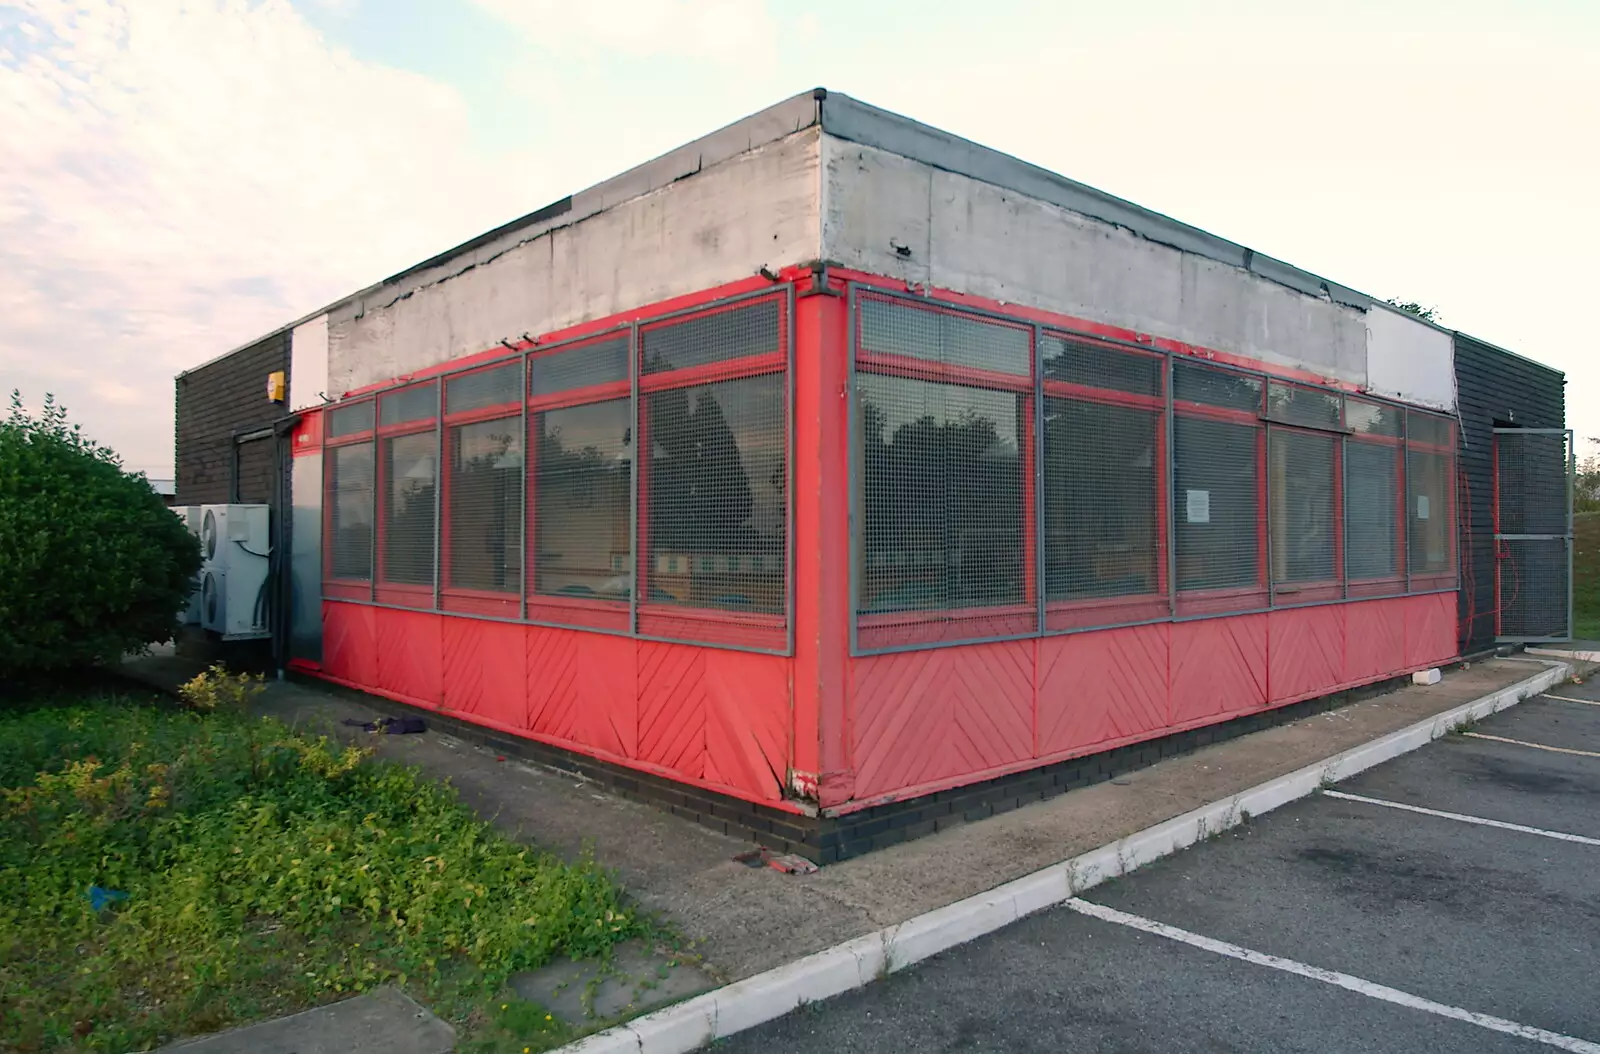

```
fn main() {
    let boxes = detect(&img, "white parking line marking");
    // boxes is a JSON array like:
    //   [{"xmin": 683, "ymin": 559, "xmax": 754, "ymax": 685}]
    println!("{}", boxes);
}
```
[
  {"xmin": 1323, "ymin": 790, "xmax": 1600, "ymax": 847},
  {"xmin": 1065, "ymin": 898, "xmax": 1600, "ymax": 1052},
  {"xmin": 1461, "ymin": 732, "xmax": 1600, "ymax": 759},
  {"xmin": 1542, "ymin": 694, "xmax": 1600, "ymax": 708}
]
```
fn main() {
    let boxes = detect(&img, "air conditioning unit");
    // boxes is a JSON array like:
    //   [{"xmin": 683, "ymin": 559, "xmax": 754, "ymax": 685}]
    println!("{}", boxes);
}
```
[
  {"xmin": 198, "ymin": 504, "xmax": 272, "ymax": 640},
  {"xmin": 173, "ymin": 506, "xmax": 204, "ymax": 625}
]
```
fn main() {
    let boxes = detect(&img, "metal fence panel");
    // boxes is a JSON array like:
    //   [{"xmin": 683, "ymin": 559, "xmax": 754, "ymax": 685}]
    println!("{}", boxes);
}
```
[{"xmin": 1495, "ymin": 427, "xmax": 1573, "ymax": 641}]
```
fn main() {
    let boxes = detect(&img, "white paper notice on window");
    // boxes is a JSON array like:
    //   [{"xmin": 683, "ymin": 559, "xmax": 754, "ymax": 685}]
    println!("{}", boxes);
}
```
[
  {"xmin": 1186, "ymin": 489, "xmax": 1211, "ymax": 524},
  {"xmin": 1416, "ymin": 495, "xmax": 1431, "ymax": 521}
]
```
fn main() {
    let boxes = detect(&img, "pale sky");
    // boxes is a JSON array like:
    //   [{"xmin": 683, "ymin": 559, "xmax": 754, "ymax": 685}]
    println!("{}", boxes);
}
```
[{"xmin": 2, "ymin": 0, "xmax": 1595, "ymax": 479}]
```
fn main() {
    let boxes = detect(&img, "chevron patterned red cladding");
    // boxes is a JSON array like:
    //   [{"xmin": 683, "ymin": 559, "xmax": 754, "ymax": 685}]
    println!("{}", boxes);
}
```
[{"xmin": 320, "ymin": 591, "xmax": 1454, "ymax": 812}]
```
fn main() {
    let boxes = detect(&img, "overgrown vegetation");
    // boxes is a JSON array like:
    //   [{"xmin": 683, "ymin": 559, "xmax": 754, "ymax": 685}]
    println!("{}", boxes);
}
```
[
  {"xmin": 1576, "ymin": 511, "xmax": 1599, "ymax": 641},
  {"xmin": 0, "ymin": 684, "xmax": 646, "ymax": 1052},
  {"xmin": 0, "ymin": 393, "xmax": 200, "ymax": 681}
]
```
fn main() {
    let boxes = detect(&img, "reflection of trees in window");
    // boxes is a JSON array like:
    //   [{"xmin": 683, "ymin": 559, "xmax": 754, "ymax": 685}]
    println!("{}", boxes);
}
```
[
  {"xmin": 382, "ymin": 432, "xmax": 436, "ymax": 586},
  {"xmin": 449, "ymin": 420, "xmax": 522, "ymax": 592},
  {"xmin": 646, "ymin": 374, "xmax": 785, "ymax": 614},
  {"xmin": 535, "ymin": 400, "xmax": 631, "ymax": 599},
  {"xmin": 330, "ymin": 443, "xmax": 373, "ymax": 580},
  {"xmin": 1044, "ymin": 399, "xmax": 1158, "ymax": 600},
  {"xmin": 858, "ymin": 374, "xmax": 1024, "ymax": 614}
]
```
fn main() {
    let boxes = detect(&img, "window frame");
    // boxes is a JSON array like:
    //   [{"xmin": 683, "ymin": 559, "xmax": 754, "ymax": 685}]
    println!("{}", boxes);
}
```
[
  {"xmin": 845, "ymin": 281, "xmax": 1459, "ymax": 656},
  {"xmin": 1406, "ymin": 410, "xmax": 1459, "ymax": 592},
  {"xmin": 322, "ymin": 397, "xmax": 377, "ymax": 600},
  {"xmin": 374, "ymin": 383, "xmax": 440, "ymax": 607},
  {"xmin": 439, "ymin": 361, "xmax": 525, "ymax": 617}
]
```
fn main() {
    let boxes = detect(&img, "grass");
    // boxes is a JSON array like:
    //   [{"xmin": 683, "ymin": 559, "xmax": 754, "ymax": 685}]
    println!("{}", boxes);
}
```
[
  {"xmin": 0, "ymin": 680, "xmax": 648, "ymax": 1053},
  {"xmin": 1575, "ymin": 512, "xmax": 1600, "ymax": 641}
]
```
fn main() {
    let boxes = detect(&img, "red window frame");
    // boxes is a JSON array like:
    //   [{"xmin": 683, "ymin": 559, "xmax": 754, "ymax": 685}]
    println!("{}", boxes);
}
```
[
  {"xmin": 1040, "ymin": 332, "xmax": 1170, "ymax": 633},
  {"xmin": 439, "ymin": 360, "xmax": 524, "ymax": 618},
  {"xmin": 1266, "ymin": 381, "xmax": 1345, "ymax": 606},
  {"xmin": 374, "ymin": 385, "xmax": 439, "ymax": 608},
  {"xmin": 852, "ymin": 292, "xmax": 1037, "ymax": 648},
  {"xmin": 322, "ymin": 398, "xmax": 377, "ymax": 601},
  {"xmin": 635, "ymin": 294, "xmax": 791, "ymax": 650},
  {"xmin": 525, "ymin": 330, "xmax": 631, "ymax": 632}
]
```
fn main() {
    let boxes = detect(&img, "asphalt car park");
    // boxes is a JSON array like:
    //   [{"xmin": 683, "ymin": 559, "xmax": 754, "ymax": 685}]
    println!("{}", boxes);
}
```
[{"xmin": 719, "ymin": 673, "xmax": 1600, "ymax": 1053}]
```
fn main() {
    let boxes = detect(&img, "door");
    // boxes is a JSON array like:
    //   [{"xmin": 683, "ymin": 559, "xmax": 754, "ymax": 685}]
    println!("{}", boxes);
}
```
[{"xmin": 1494, "ymin": 427, "xmax": 1573, "ymax": 641}]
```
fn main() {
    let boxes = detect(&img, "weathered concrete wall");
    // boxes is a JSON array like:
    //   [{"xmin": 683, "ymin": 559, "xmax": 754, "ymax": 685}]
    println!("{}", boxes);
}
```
[
  {"xmin": 289, "ymin": 313, "xmax": 329, "ymax": 412},
  {"xmin": 1364, "ymin": 304, "xmax": 1455, "ymax": 411},
  {"xmin": 821, "ymin": 135, "xmax": 1371, "ymax": 388},
  {"xmin": 328, "ymin": 128, "xmax": 822, "ymax": 393}
]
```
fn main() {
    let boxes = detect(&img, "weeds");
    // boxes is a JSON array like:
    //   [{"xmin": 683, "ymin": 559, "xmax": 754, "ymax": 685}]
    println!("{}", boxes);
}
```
[{"xmin": 0, "ymin": 689, "xmax": 645, "ymax": 1052}]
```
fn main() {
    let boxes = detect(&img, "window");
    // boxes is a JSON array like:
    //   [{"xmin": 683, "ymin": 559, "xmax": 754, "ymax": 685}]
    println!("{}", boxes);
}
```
[
  {"xmin": 1345, "ymin": 398, "xmax": 1403, "ymax": 589},
  {"xmin": 1407, "ymin": 410, "xmax": 1455, "ymax": 581},
  {"xmin": 646, "ymin": 374, "xmax": 785, "ymax": 614},
  {"xmin": 329, "ymin": 443, "xmax": 374, "ymax": 581},
  {"xmin": 854, "ymin": 296, "xmax": 1031, "ymax": 644},
  {"xmin": 377, "ymin": 383, "xmax": 437, "ymax": 595},
  {"xmin": 1269, "ymin": 429, "xmax": 1337, "ymax": 588},
  {"xmin": 1172, "ymin": 363, "xmax": 1263, "ymax": 606},
  {"xmin": 1040, "ymin": 337, "xmax": 1165, "ymax": 622},
  {"xmin": 534, "ymin": 400, "xmax": 631, "ymax": 599},
  {"xmin": 447, "ymin": 418, "xmax": 522, "ymax": 593}
]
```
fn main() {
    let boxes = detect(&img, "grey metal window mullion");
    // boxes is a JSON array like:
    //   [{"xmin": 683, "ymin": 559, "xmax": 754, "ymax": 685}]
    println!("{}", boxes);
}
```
[
  {"xmin": 1402, "ymin": 410, "xmax": 1412, "ymax": 595},
  {"xmin": 1568, "ymin": 429, "xmax": 1576, "ymax": 640},
  {"xmin": 519, "ymin": 353, "xmax": 529, "ymax": 623},
  {"xmin": 1164, "ymin": 353, "xmax": 1177, "ymax": 618},
  {"xmin": 628, "ymin": 320, "xmax": 640, "ymax": 638},
  {"xmin": 1033, "ymin": 323, "xmax": 1046, "ymax": 636},
  {"xmin": 368, "ymin": 432, "xmax": 378, "ymax": 605},
  {"xmin": 785, "ymin": 284, "xmax": 797, "ymax": 656},
  {"xmin": 1340, "ymin": 401, "xmax": 1350, "ymax": 601},
  {"xmin": 432, "ymin": 382, "xmax": 443, "ymax": 611},
  {"xmin": 1264, "ymin": 419, "xmax": 1275, "ymax": 607}
]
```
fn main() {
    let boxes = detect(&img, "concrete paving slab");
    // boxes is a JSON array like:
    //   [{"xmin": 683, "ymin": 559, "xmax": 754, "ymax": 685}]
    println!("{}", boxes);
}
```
[
  {"xmin": 156, "ymin": 986, "xmax": 453, "ymax": 1054},
  {"xmin": 509, "ymin": 939, "xmax": 717, "ymax": 1024}
]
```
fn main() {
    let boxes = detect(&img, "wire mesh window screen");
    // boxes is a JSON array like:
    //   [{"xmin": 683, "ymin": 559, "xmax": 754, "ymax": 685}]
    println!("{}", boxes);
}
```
[
  {"xmin": 857, "ymin": 373, "xmax": 1026, "ymax": 617},
  {"xmin": 1407, "ymin": 448, "xmax": 1453, "ymax": 575},
  {"xmin": 640, "ymin": 298, "xmax": 782, "ymax": 374},
  {"xmin": 329, "ymin": 443, "xmax": 374, "ymax": 580},
  {"xmin": 447, "ymin": 419, "xmax": 523, "ymax": 592},
  {"xmin": 1042, "ymin": 336, "xmax": 1162, "ymax": 395},
  {"xmin": 1345, "ymin": 441, "xmax": 1401, "ymax": 581},
  {"xmin": 645, "ymin": 373, "xmax": 785, "ymax": 614},
  {"xmin": 1174, "ymin": 416, "xmax": 1261, "ymax": 592},
  {"xmin": 1408, "ymin": 412, "xmax": 1453, "ymax": 449},
  {"xmin": 1043, "ymin": 398, "xmax": 1161, "ymax": 600},
  {"xmin": 328, "ymin": 401, "xmax": 374, "ymax": 437},
  {"xmin": 534, "ymin": 399, "xmax": 632, "ymax": 600},
  {"xmin": 446, "ymin": 362, "xmax": 522, "ymax": 415},
  {"xmin": 380, "ymin": 383, "xmax": 436, "ymax": 426},
  {"xmin": 380, "ymin": 432, "xmax": 436, "ymax": 587},
  {"xmin": 1269, "ymin": 429, "xmax": 1337, "ymax": 585},
  {"xmin": 1498, "ymin": 538, "xmax": 1570, "ymax": 638},
  {"xmin": 1346, "ymin": 399, "xmax": 1402, "ymax": 438},
  {"xmin": 1496, "ymin": 430, "xmax": 1569, "ymax": 537},
  {"xmin": 1267, "ymin": 383, "xmax": 1341, "ymax": 430},
  {"xmin": 529, "ymin": 337, "xmax": 628, "ymax": 397},
  {"xmin": 859, "ymin": 297, "xmax": 1031, "ymax": 376},
  {"xmin": 1173, "ymin": 362, "xmax": 1262, "ymax": 412}
]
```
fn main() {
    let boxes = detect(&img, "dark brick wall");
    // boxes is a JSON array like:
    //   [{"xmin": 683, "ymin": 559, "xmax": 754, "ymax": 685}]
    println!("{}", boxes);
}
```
[
  {"xmin": 175, "ymin": 332, "xmax": 290, "ymax": 505},
  {"xmin": 1453, "ymin": 334, "xmax": 1566, "ymax": 654}
]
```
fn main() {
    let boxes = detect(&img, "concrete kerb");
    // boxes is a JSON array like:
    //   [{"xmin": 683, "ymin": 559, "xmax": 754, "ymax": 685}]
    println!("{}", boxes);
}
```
[{"xmin": 555, "ymin": 660, "xmax": 1572, "ymax": 1054}]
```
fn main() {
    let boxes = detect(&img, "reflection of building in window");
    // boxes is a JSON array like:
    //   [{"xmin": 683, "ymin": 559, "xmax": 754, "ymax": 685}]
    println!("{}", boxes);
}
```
[
  {"xmin": 534, "ymin": 400, "xmax": 631, "ymax": 599},
  {"xmin": 382, "ymin": 432, "xmax": 435, "ymax": 585},
  {"xmin": 448, "ymin": 419, "xmax": 522, "ymax": 592},
  {"xmin": 330, "ymin": 443, "xmax": 374, "ymax": 580},
  {"xmin": 646, "ymin": 375, "xmax": 785, "ymax": 613}
]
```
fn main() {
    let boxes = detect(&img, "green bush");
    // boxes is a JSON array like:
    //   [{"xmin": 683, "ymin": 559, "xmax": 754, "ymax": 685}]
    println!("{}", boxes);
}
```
[{"xmin": 0, "ymin": 392, "xmax": 201, "ymax": 679}]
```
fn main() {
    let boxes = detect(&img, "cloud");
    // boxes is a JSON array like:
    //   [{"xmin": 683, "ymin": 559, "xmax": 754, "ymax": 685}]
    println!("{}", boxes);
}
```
[
  {"xmin": 0, "ymin": 0, "xmax": 534, "ymax": 475},
  {"xmin": 469, "ymin": 0, "xmax": 777, "ymax": 66}
]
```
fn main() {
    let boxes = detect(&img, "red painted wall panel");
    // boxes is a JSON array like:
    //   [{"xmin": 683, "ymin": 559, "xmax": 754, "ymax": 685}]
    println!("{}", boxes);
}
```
[
  {"xmin": 637, "ymin": 641, "xmax": 709, "ymax": 780},
  {"xmin": 1344, "ymin": 598, "xmax": 1408, "ymax": 684},
  {"xmin": 375, "ymin": 607, "xmax": 442, "ymax": 705},
  {"xmin": 1037, "ymin": 624, "xmax": 1169, "ymax": 756},
  {"xmin": 1267, "ymin": 606, "xmax": 1345, "ymax": 704},
  {"xmin": 1406, "ymin": 592, "xmax": 1458, "ymax": 669},
  {"xmin": 1169, "ymin": 614, "xmax": 1268, "ymax": 725},
  {"xmin": 525, "ymin": 625, "xmax": 638, "ymax": 757},
  {"xmin": 443, "ymin": 617, "xmax": 527, "ymax": 730},
  {"xmin": 702, "ymin": 650, "xmax": 790, "ymax": 803},
  {"xmin": 321, "ymin": 601, "xmax": 376, "ymax": 687},
  {"xmin": 851, "ymin": 642, "xmax": 1034, "ymax": 801}
]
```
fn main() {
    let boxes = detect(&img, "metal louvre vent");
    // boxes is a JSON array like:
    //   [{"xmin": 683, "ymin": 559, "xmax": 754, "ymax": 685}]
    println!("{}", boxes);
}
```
[
  {"xmin": 641, "ymin": 298, "xmax": 782, "ymax": 374},
  {"xmin": 447, "ymin": 418, "xmax": 523, "ymax": 592},
  {"xmin": 645, "ymin": 373, "xmax": 786, "ymax": 615},
  {"xmin": 1269, "ymin": 428, "xmax": 1337, "ymax": 585},
  {"xmin": 1043, "ymin": 336, "xmax": 1161, "ymax": 395},
  {"xmin": 1345, "ymin": 440, "xmax": 1401, "ymax": 582},
  {"xmin": 381, "ymin": 432, "xmax": 436, "ymax": 588},
  {"xmin": 1043, "ymin": 397, "xmax": 1160, "ymax": 600},
  {"xmin": 857, "ymin": 373, "xmax": 1026, "ymax": 618},
  {"xmin": 530, "ymin": 337, "xmax": 628, "ymax": 396},
  {"xmin": 533, "ymin": 399, "xmax": 631, "ymax": 600},
  {"xmin": 1174, "ymin": 415, "xmax": 1260, "ymax": 592},
  {"xmin": 380, "ymin": 382, "xmax": 436, "ymax": 426},
  {"xmin": 859, "ymin": 297, "xmax": 1031, "ymax": 375},
  {"xmin": 329, "ymin": 443, "xmax": 374, "ymax": 580},
  {"xmin": 327, "ymin": 400, "xmax": 374, "ymax": 437},
  {"xmin": 446, "ymin": 362, "xmax": 522, "ymax": 415}
]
